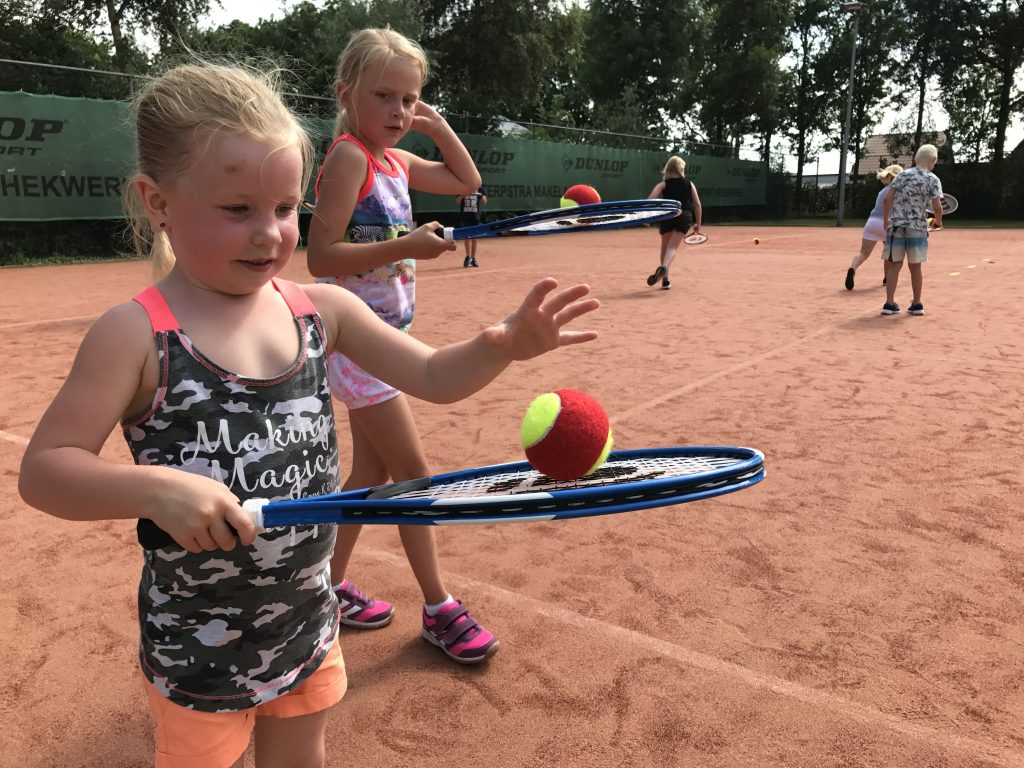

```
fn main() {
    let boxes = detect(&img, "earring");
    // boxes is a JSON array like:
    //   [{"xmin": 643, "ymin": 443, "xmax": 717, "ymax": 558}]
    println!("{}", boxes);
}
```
[{"xmin": 158, "ymin": 222, "xmax": 166, "ymax": 228}]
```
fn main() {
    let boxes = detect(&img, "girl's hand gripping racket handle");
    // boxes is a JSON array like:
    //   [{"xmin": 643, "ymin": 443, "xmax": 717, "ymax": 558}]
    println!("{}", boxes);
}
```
[
  {"xmin": 397, "ymin": 226, "xmax": 455, "ymax": 243},
  {"xmin": 136, "ymin": 499, "xmax": 269, "ymax": 550}
]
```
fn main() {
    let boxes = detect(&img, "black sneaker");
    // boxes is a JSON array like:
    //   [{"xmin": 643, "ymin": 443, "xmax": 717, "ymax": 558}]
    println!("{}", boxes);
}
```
[
  {"xmin": 647, "ymin": 266, "xmax": 666, "ymax": 286},
  {"xmin": 661, "ymin": 278, "xmax": 671, "ymax": 290},
  {"xmin": 463, "ymin": 256, "xmax": 471, "ymax": 268},
  {"xmin": 907, "ymin": 302, "xmax": 924, "ymax": 315},
  {"xmin": 470, "ymin": 257, "xmax": 479, "ymax": 267},
  {"xmin": 880, "ymin": 302, "xmax": 900, "ymax": 315},
  {"xmin": 845, "ymin": 267, "xmax": 855, "ymax": 291}
]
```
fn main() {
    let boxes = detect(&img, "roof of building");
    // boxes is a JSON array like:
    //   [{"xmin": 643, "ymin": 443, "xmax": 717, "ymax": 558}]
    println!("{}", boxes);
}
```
[{"xmin": 857, "ymin": 131, "xmax": 951, "ymax": 175}]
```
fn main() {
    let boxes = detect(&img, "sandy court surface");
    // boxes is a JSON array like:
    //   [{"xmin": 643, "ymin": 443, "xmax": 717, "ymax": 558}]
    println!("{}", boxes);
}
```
[{"xmin": 1, "ymin": 224, "xmax": 1022, "ymax": 767}]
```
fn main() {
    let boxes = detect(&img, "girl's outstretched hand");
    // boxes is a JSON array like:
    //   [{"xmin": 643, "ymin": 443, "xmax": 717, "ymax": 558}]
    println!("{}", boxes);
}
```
[{"xmin": 481, "ymin": 278, "xmax": 599, "ymax": 361}]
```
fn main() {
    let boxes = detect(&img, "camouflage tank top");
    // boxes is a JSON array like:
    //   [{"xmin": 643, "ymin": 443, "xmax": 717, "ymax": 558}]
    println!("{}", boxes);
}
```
[{"xmin": 122, "ymin": 278, "xmax": 341, "ymax": 712}]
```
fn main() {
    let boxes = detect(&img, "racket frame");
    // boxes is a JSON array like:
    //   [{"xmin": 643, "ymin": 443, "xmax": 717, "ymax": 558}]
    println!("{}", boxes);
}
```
[
  {"xmin": 138, "ymin": 447, "xmax": 765, "ymax": 547},
  {"xmin": 248, "ymin": 446, "xmax": 765, "ymax": 527},
  {"xmin": 442, "ymin": 199, "xmax": 682, "ymax": 242}
]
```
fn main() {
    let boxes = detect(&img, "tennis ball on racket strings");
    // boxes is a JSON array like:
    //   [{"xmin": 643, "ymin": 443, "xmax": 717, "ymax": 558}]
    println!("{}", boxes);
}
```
[
  {"xmin": 520, "ymin": 389, "xmax": 613, "ymax": 481},
  {"xmin": 559, "ymin": 184, "xmax": 601, "ymax": 208}
]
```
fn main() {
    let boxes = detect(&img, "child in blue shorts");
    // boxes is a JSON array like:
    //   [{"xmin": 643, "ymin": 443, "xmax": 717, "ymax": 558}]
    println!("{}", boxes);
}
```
[{"xmin": 880, "ymin": 143, "xmax": 944, "ymax": 316}]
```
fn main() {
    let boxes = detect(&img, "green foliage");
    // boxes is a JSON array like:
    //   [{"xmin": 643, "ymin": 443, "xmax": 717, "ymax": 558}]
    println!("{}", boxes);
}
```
[
  {"xmin": 698, "ymin": 0, "xmax": 791, "ymax": 154},
  {"xmin": 167, "ymin": 0, "xmax": 423, "ymax": 108},
  {"xmin": 57, "ymin": 0, "xmax": 214, "ymax": 69},
  {"xmin": 419, "ymin": 0, "xmax": 558, "ymax": 121},
  {"xmin": 0, "ymin": 0, "xmax": 126, "ymax": 96},
  {"xmin": 581, "ymin": 0, "xmax": 702, "ymax": 138},
  {"xmin": 0, "ymin": 220, "xmax": 134, "ymax": 266}
]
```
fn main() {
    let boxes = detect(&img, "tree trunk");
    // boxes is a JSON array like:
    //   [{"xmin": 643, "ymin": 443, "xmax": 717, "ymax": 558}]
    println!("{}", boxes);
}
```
[
  {"xmin": 913, "ymin": 71, "xmax": 926, "ymax": 151},
  {"xmin": 992, "ymin": 59, "xmax": 1013, "ymax": 163},
  {"xmin": 105, "ymin": 0, "xmax": 127, "ymax": 65}
]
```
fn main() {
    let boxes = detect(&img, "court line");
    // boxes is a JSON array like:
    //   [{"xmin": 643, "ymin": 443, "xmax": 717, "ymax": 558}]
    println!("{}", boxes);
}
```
[
  {"xmin": 365, "ymin": 547, "xmax": 1022, "ymax": 764},
  {"xmin": 0, "ymin": 429, "xmax": 29, "ymax": 446},
  {"xmin": 0, "ymin": 314, "xmax": 99, "ymax": 332},
  {"xmin": 611, "ymin": 325, "xmax": 832, "ymax": 425}
]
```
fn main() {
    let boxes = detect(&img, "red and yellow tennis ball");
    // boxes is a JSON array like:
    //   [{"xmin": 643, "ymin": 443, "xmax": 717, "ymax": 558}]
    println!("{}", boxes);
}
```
[
  {"xmin": 520, "ymin": 389, "xmax": 613, "ymax": 481},
  {"xmin": 559, "ymin": 184, "xmax": 601, "ymax": 208}
]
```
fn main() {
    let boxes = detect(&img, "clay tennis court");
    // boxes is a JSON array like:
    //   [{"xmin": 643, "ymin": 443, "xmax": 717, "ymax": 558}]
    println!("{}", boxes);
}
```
[{"xmin": 1, "ymin": 224, "xmax": 1022, "ymax": 767}]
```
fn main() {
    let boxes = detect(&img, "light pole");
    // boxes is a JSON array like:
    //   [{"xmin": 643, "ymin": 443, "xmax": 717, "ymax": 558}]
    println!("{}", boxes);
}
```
[{"xmin": 836, "ymin": 1, "xmax": 866, "ymax": 226}]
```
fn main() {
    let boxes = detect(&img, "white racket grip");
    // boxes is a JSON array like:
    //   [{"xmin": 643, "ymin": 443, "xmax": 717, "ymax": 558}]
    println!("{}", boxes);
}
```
[
  {"xmin": 242, "ymin": 498, "xmax": 269, "ymax": 532},
  {"xmin": 441, "ymin": 226, "xmax": 455, "ymax": 243}
]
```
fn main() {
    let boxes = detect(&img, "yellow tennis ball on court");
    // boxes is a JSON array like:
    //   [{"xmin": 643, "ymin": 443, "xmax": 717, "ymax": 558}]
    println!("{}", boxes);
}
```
[
  {"xmin": 520, "ymin": 389, "xmax": 613, "ymax": 481},
  {"xmin": 753, "ymin": 238, "xmax": 760, "ymax": 245}
]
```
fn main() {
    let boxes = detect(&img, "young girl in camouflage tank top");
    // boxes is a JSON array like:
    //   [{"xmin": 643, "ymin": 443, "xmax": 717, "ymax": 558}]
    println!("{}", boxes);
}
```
[{"xmin": 19, "ymin": 61, "xmax": 599, "ymax": 768}]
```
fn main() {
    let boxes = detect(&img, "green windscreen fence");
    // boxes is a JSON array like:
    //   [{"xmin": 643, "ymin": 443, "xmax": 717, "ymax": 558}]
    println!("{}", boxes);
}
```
[{"xmin": 0, "ymin": 91, "xmax": 766, "ymax": 221}]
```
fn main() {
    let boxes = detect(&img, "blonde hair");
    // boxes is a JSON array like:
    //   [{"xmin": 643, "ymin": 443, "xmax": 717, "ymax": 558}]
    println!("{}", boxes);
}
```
[
  {"xmin": 876, "ymin": 164, "xmax": 903, "ymax": 185},
  {"xmin": 915, "ymin": 143, "xmax": 938, "ymax": 164},
  {"xmin": 124, "ymin": 63, "xmax": 313, "ymax": 278},
  {"xmin": 662, "ymin": 156, "xmax": 686, "ymax": 179},
  {"xmin": 333, "ymin": 28, "xmax": 429, "ymax": 138}
]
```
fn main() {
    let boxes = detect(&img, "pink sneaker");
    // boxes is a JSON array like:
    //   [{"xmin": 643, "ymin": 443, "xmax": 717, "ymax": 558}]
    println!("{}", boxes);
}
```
[
  {"xmin": 422, "ymin": 599, "xmax": 499, "ymax": 664},
  {"xmin": 334, "ymin": 581, "xmax": 394, "ymax": 629}
]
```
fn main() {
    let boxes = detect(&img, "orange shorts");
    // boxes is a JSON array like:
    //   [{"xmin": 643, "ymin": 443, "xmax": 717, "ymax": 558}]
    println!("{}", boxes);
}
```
[{"xmin": 142, "ymin": 636, "xmax": 346, "ymax": 768}]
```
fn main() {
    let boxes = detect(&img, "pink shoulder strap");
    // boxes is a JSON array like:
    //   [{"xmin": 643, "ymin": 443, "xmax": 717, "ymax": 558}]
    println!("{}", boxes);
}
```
[
  {"xmin": 273, "ymin": 278, "xmax": 317, "ymax": 317},
  {"xmin": 315, "ymin": 133, "xmax": 375, "ymax": 202},
  {"xmin": 385, "ymin": 148, "xmax": 409, "ymax": 180},
  {"xmin": 132, "ymin": 286, "xmax": 179, "ymax": 333},
  {"xmin": 132, "ymin": 281, "xmax": 315, "ymax": 333}
]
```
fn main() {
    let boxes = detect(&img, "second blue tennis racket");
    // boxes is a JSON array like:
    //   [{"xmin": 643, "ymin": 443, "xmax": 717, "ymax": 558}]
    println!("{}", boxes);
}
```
[{"xmin": 404, "ymin": 199, "xmax": 682, "ymax": 242}]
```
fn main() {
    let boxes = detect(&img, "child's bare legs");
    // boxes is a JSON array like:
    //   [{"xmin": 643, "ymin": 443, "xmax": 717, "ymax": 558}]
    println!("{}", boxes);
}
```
[
  {"xmin": 254, "ymin": 709, "xmax": 329, "ymax": 767},
  {"xmin": 648, "ymin": 231, "xmax": 684, "ymax": 287},
  {"xmin": 331, "ymin": 394, "xmax": 445, "ymax": 603},
  {"xmin": 661, "ymin": 231, "xmax": 685, "ymax": 274},
  {"xmin": 332, "ymin": 394, "xmax": 498, "ymax": 662},
  {"xmin": 846, "ymin": 239, "xmax": 880, "ymax": 290},
  {"xmin": 885, "ymin": 259, "xmax": 903, "ymax": 304},
  {"xmin": 462, "ymin": 238, "xmax": 479, "ymax": 267},
  {"xmin": 849, "ymin": 238, "xmax": 877, "ymax": 270},
  {"xmin": 908, "ymin": 261, "xmax": 923, "ymax": 304}
]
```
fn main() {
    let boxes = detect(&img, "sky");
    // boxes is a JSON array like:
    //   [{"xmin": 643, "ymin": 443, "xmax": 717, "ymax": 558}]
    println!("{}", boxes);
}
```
[{"xmin": 200, "ymin": 1, "xmax": 1021, "ymax": 175}]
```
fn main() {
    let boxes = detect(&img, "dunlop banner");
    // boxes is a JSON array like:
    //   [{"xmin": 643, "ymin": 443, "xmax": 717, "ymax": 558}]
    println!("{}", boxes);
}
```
[
  {"xmin": 0, "ymin": 91, "xmax": 134, "ymax": 220},
  {"xmin": 1, "ymin": 91, "xmax": 766, "ymax": 221},
  {"xmin": 396, "ymin": 133, "xmax": 767, "ymax": 213}
]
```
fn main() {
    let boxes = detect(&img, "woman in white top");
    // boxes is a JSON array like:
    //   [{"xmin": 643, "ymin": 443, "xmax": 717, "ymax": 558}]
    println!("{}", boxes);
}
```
[{"xmin": 845, "ymin": 164, "xmax": 902, "ymax": 290}]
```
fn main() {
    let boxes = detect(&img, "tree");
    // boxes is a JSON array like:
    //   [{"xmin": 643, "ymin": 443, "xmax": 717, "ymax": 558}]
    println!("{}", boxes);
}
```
[
  {"xmin": 171, "ymin": 0, "xmax": 422, "ymax": 114},
  {"xmin": 57, "ymin": 0, "xmax": 215, "ymax": 70},
  {"xmin": 818, "ymin": 1, "xmax": 902, "ymax": 177},
  {"xmin": 580, "ymin": 0, "xmax": 703, "ymax": 138},
  {"xmin": 0, "ymin": 0, "xmax": 123, "ymax": 96},
  {"xmin": 697, "ymin": 0, "xmax": 791, "ymax": 157},
  {"xmin": 784, "ymin": 0, "xmax": 836, "ymax": 211},
  {"xmin": 940, "ymin": 60, "xmax": 1000, "ymax": 162},
  {"xmin": 974, "ymin": 0, "xmax": 1024, "ymax": 164},
  {"xmin": 526, "ymin": 3, "xmax": 591, "ymax": 131},
  {"xmin": 417, "ymin": 0, "xmax": 559, "ymax": 124},
  {"xmin": 890, "ymin": 0, "xmax": 976, "ymax": 151}
]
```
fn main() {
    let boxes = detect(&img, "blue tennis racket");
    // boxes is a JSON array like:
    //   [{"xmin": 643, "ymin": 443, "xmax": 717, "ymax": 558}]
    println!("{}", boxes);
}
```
[
  {"xmin": 410, "ymin": 199, "xmax": 682, "ymax": 243},
  {"xmin": 137, "ymin": 446, "xmax": 765, "ymax": 549}
]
